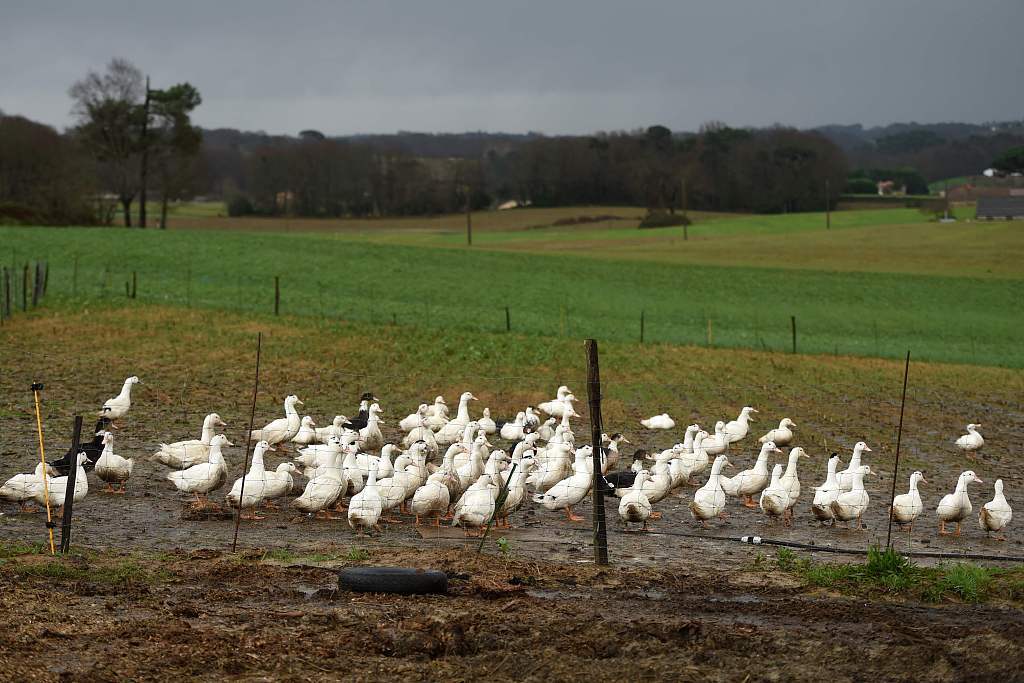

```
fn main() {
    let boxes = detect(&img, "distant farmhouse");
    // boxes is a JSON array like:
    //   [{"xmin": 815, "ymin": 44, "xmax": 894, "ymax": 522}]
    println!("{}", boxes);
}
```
[{"xmin": 976, "ymin": 197, "xmax": 1024, "ymax": 220}]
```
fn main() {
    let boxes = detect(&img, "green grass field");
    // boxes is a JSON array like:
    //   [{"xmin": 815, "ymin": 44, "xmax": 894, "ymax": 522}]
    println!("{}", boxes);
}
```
[{"xmin": 3, "ymin": 204, "xmax": 1022, "ymax": 367}]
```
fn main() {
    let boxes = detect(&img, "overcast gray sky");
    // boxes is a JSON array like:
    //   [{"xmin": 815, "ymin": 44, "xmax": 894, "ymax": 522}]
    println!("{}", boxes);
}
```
[{"xmin": 1, "ymin": 0, "xmax": 1022, "ymax": 135}]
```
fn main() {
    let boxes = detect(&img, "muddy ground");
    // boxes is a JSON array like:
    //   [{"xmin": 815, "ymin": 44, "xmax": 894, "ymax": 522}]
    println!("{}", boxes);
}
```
[
  {"xmin": 2, "ymin": 546, "xmax": 1024, "ymax": 682},
  {"xmin": 2, "ymin": 307, "xmax": 1024, "ymax": 680}
]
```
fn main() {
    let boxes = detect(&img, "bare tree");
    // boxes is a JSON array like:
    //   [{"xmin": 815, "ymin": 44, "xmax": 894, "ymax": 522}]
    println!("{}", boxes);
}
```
[{"xmin": 69, "ymin": 58, "xmax": 144, "ymax": 226}]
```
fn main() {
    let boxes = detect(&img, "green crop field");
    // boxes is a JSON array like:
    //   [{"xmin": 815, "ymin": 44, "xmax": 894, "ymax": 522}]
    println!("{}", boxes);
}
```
[{"xmin": 3, "ymin": 205, "xmax": 1022, "ymax": 368}]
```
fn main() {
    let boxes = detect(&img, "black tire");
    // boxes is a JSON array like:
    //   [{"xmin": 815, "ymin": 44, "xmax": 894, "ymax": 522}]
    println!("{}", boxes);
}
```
[{"xmin": 338, "ymin": 567, "xmax": 448, "ymax": 595}]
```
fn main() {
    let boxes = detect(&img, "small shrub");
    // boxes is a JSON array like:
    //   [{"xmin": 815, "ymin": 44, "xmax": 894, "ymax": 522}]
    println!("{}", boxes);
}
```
[
  {"xmin": 496, "ymin": 537, "xmax": 511, "ymax": 555},
  {"xmin": 346, "ymin": 547, "xmax": 370, "ymax": 562},
  {"xmin": 775, "ymin": 547, "xmax": 798, "ymax": 571},
  {"xmin": 638, "ymin": 211, "xmax": 691, "ymax": 229},
  {"xmin": 227, "ymin": 195, "xmax": 254, "ymax": 217},
  {"xmin": 936, "ymin": 563, "xmax": 991, "ymax": 603}
]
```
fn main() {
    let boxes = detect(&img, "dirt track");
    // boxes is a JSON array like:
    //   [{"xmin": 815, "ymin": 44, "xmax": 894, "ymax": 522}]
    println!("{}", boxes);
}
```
[{"xmin": 2, "ymin": 546, "xmax": 1024, "ymax": 682}]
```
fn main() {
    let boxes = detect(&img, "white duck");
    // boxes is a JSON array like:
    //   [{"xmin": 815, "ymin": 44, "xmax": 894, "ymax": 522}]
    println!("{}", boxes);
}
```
[
  {"xmin": 402, "ymin": 416, "xmax": 439, "ymax": 454},
  {"xmin": 100, "ymin": 376, "xmax": 140, "ymax": 423},
  {"xmin": 293, "ymin": 447, "xmax": 346, "ymax": 518},
  {"xmin": 701, "ymin": 421, "xmax": 730, "ymax": 456},
  {"xmin": 500, "ymin": 412, "xmax": 527, "ymax": 441},
  {"xmin": 527, "ymin": 442, "xmax": 573, "ymax": 492},
  {"xmin": 955, "ymin": 423, "xmax": 984, "ymax": 457},
  {"xmin": 494, "ymin": 455, "xmax": 536, "ymax": 528},
  {"xmin": 313, "ymin": 415, "xmax": 349, "ymax": 443},
  {"xmin": 891, "ymin": 470, "xmax": 926, "ymax": 531},
  {"xmin": 539, "ymin": 394, "xmax": 578, "ymax": 420},
  {"xmin": 477, "ymin": 408, "xmax": 497, "ymax": 435},
  {"xmin": 937, "ymin": 470, "xmax": 983, "ymax": 536},
  {"xmin": 779, "ymin": 447, "xmax": 810, "ymax": 520},
  {"xmin": 830, "ymin": 465, "xmax": 874, "ymax": 529},
  {"xmin": 616, "ymin": 463, "xmax": 673, "ymax": 518},
  {"xmin": 250, "ymin": 395, "xmax": 303, "ymax": 447},
  {"xmin": 810, "ymin": 453, "xmax": 843, "ymax": 525},
  {"xmin": 400, "ymin": 404, "xmax": 430, "ymax": 433},
  {"xmin": 618, "ymin": 471, "xmax": 653, "ymax": 531},
  {"xmin": 455, "ymin": 435, "xmax": 490, "ymax": 491},
  {"xmin": 536, "ymin": 418, "xmax": 557, "ymax": 441},
  {"xmin": 724, "ymin": 407, "xmax": 758, "ymax": 444},
  {"xmin": 721, "ymin": 441, "xmax": 780, "ymax": 507},
  {"xmin": 263, "ymin": 462, "xmax": 300, "ymax": 506},
  {"xmin": 0, "ymin": 462, "xmax": 54, "ymax": 511},
  {"xmin": 291, "ymin": 416, "xmax": 318, "ymax": 446},
  {"xmin": 167, "ymin": 434, "xmax": 231, "ymax": 506},
  {"xmin": 759, "ymin": 464, "xmax": 790, "ymax": 523},
  {"xmin": 226, "ymin": 441, "xmax": 272, "ymax": 519},
  {"xmin": 34, "ymin": 453, "xmax": 89, "ymax": 513},
  {"xmin": 435, "ymin": 392, "xmax": 478, "ymax": 446},
  {"xmin": 836, "ymin": 442, "xmax": 872, "ymax": 491},
  {"xmin": 538, "ymin": 386, "xmax": 576, "ymax": 418},
  {"xmin": 640, "ymin": 413, "xmax": 675, "ymax": 430},
  {"xmin": 295, "ymin": 433, "xmax": 354, "ymax": 478},
  {"xmin": 357, "ymin": 404, "xmax": 385, "ymax": 452},
  {"xmin": 94, "ymin": 431, "xmax": 133, "ymax": 493},
  {"xmin": 759, "ymin": 418, "xmax": 796, "ymax": 447},
  {"xmin": 532, "ymin": 446, "xmax": 594, "ymax": 521},
  {"xmin": 979, "ymin": 479, "xmax": 1012, "ymax": 540},
  {"xmin": 451, "ymin": 474, "xmax": 497, "ymax": 535},
  {"xmin": 348, "ymin": 464, "xmax": 383, "ymax": 532},
  {"xmin": 410, "ymin": 472, "xmax": 451, "ymax": 527},
  {"xmin": 689, "ymin": 455, "xmax": 732, "ymax": 526},
  {"xmin": 425, "ymin": 395, "xmax": 449, "ymax": 419},
  {"xmin": 154, "ymin": 412, "xmax": 227, "ymax": 468}
]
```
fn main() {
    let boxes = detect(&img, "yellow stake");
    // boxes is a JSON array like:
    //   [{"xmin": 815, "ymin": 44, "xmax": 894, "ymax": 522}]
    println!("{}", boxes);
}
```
[{"xmin": 31, "ymin": 384, "xmax": 56, "ymax": 555}]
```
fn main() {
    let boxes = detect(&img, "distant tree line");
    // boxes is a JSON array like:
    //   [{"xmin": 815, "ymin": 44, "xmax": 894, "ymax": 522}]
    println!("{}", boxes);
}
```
[
  {"xmin": 5, "ymin": 58, "xmax": 1024, "ymax": 226},
  {"xmin": 222, "ymin": 123, "xmax": 847, "ymax": 218}
]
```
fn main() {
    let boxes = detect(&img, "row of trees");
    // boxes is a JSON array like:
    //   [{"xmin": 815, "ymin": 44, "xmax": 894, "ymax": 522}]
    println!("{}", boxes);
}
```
[
  {"xmin": 0, "ymin": 58, "xmax": 202, "ymax": 226},
  {"xmin": 229, "ymin": 123, "xmax": 847, "ymax": 218}
]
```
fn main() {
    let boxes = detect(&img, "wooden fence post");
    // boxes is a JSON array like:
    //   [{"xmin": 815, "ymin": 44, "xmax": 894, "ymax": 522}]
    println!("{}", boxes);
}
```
[
  {"xmin": 131, "ymin": 271, "xmax": 137, "ymax": 299},
  {"xmin": 22, "ymin": 264, "xmax": 28, "ymax": 312},
  {"xmin": 31, "ymin": 262, "xmax": 40, "ymax": 307},
  {"xmin": 274, "ymin": 276, "xmax": 280, "ymax": 316},
  {"xmin": 42, "ymin": 261, "xmax": 48, "ymax": 296},
  {"xmin": 3, "ymin": 267, "xmax": 10, "ymax": 318},
  {"xmin": 585, "ymin": 339, "xmax": 609, "ymax": 566},
  {"xmin": 640, "ymin": 310, "xmax": 645, "ymax": 344},
  {"xmin": 59, "ymin": 416, "xmax": 83, "ymax": 554},
  {"xmin": 505, "ymin": 306, "xmax": 511, "ymax": 332},
  {"xmin": 791, "ymin": 316, "xmax": 797, "ymax": 354},
  {"xmin": 72, "ymin": 256, "xmax": 78, "ymax": 297}
]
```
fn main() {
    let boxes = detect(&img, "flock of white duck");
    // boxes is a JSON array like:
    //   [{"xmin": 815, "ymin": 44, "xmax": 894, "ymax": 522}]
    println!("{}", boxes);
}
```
[{"xmin": 0, "ymin": 379, "xmax": 1013, "ymax": 541}]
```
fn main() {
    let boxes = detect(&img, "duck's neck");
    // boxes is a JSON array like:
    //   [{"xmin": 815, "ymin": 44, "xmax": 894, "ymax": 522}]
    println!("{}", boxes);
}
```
[
  {"xmin": 954, "ymin": 477, "xmax": 969, "ymax": 494},
  {"xmin": 200, "ymin": 419, "xmax": 216, "ymax": 444},
  {"xmin": 824, "ymin": 460, "xmax": 839, "ymax": 485},
  {"xmin": 682, "ymin": 428, "xmax": 696, "ymax": 451},
  {"xmin": 736, "ymin": 412, "xmax": 750, "ymax": 426},
  {"xmin": 709, "ymin": 459, "xmax": 725, "ymax": 480},
  {"xmin": 456, "ymin": 397, "xmax": 471, "ymax": 423},
  {"xmin": 784, "ymin": 454, "xmax": 800, "ymax": 477},
  {"xmin": 249, "ymin": 450, "xmax": 266, "ymax": 474},
  {"xmin": 102, "ymin": 441, "xmax": 114, "ymax": 457},
  {"xmin": 285, "ymin": 400, "xmax": 298, "ymax": 418},
  {"xmin": 209, "ymin": 444, "xmax": 225, "ymax": 465},
  {"xmin": 908, "ymin": 477, "xmax": 919, "ymax": 494},
  {"xmin": 755, "ymin": 447, "xmax": 772, "ymax": 469},
  {"xmin": 851, "ymin": 474, "xmax": 866, "ymax": 492},
  {"xmin": 118, "ymin": 380, "xmax": 134, "ymax": 401},
  {"xmin": 848, "ymin": 451, "xmax": 862, "ymax": 469},
  {"xmin": 366, "ymin": 468, "xmax": 377, "ymax": 487}
]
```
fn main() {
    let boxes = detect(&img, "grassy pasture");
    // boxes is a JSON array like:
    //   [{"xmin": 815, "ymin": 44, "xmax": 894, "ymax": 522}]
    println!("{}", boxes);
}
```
[{"xmin": 2, "ymin": 216, "xmax": 1022, "ymax": 367}]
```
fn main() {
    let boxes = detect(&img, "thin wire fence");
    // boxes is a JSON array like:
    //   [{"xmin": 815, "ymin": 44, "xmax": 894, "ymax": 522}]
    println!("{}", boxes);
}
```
[{"xmin": 4, "ymin": 247, "xmax": 1018, "ymax": 367}]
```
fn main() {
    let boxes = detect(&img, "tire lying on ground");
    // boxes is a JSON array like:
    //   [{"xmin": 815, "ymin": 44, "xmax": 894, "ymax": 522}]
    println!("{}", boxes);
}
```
[{"xmin": 338, "ymin": 566, "xmax": 448, "ymax": 595}]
